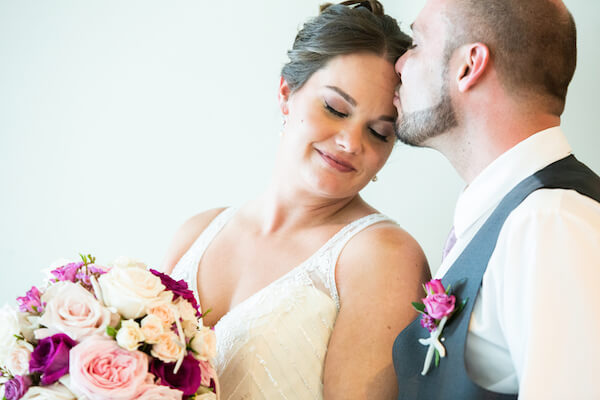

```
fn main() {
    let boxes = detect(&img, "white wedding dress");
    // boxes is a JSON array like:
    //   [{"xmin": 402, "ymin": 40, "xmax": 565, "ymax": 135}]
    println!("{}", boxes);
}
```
[{"xmin": 171, "ymin": 208, "xmax": 392, "ymax": 399}]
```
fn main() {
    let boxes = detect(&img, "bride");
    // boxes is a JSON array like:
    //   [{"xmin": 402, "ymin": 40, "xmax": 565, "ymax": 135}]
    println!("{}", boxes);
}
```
[{"xmin": 164, "ymin": 1, "xmax": 429, "ymax": 398}]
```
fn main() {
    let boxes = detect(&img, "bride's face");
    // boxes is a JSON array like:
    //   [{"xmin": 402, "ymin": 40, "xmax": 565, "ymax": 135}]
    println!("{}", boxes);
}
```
[{"xmin": 278, "ymin": 52, "xmax": 399, "ymax": 199}]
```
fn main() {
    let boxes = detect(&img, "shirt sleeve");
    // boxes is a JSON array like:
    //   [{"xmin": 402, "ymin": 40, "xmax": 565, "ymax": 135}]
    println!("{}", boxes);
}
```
[{"xmin": 496, "ymin": 189, "xmax": 600, "ymax": 399}]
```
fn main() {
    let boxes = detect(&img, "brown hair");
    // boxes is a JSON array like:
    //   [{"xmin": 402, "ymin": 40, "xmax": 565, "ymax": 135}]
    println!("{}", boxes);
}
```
[
  {"xmin": 281, "ymin": 0, "xmax": 411, "ymax": 92},
  {"xmin": 444, "ymin": 0, "xmax": 577, "ymax": 115}
]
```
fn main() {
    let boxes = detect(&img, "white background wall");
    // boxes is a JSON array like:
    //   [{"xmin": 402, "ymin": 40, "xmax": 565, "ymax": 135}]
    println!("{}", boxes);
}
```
[{"xmin": 1, "ymin": 0, "xmax": 598, "ymax": 305}]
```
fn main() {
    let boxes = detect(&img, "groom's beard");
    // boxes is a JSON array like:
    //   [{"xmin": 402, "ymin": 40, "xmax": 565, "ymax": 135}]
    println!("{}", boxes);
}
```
[{"xmin": 395, "ymin": 83, "xmax": 458, "ymax": 147}]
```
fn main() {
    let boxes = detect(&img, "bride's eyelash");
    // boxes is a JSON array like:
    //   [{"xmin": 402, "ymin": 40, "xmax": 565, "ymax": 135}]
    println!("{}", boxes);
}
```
[
  {"xmin": 369, "ymin": 127, "xmax": 389, "ymax": 143},
  {"xmin": 324, "ymin": 101, "xmax": 348, "ymax": 118},
  {"xmin": 324, "ymin": 100, "xmax": 389, "ymax": 143}
]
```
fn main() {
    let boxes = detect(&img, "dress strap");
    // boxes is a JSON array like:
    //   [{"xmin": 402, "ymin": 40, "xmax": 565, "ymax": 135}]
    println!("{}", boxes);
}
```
[
  {"xmin": 321, "ymin": 213, "xmax": 395, "ymax": 309},
  {"xmin": 171, "ymin": 207, "xmax": 237, "ymax": 304}
]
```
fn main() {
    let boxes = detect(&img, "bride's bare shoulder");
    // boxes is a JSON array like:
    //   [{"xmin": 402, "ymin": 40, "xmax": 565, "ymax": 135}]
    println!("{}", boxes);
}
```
[{"xmin": 162, "ymin": 207, "xmax": 227, "ymax": 274}]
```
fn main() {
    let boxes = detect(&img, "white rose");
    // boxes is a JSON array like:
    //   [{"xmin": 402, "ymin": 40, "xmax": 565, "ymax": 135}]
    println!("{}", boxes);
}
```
[
  {"xmin": 37, "ymin": 281, "xmax": 114, "ymax": 341},
  {"xmin": 6, "ymin": 340, "xmax": 34, "ymax": 376},
  {"xmin": 195, "ymin": 386, "xmax": 217, "ymax": 400},
  {"xmin": 0, "ymin": 304, "xmax": 21, "ymax": 366},
  {"xmin": 99, "ymin": 267, "xmax": 166, "ymax": 319},
  {"xmin": 140, "ymin": 314, "xmax": 164, "ymax": 344},
  {"xmin": 116, "ymin": 319, "xmax": 145, "ymax": 351},
  {"xmin": 110, "ymin": 256, "xmax": 147, "ymax": 270},
  {"xmin": 190, "ymin": 326, "xmax": 217, "ymax": 361},
  {"xmin": 150, "ymin": 332, "xmax": 185, "ymax": 363},
  {"xmin": 21, "ymin": 382, "xmax": 76, "ymax": 400},
  {"xmin": 18, "ymin": 313, "xmax": 41, "ymax": 343}
]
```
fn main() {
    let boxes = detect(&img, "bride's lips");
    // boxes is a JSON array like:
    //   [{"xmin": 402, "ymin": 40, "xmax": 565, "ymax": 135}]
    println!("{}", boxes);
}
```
[{"xmin": 315, "ymin": 149, "xmax": 356, "ymax": 173}]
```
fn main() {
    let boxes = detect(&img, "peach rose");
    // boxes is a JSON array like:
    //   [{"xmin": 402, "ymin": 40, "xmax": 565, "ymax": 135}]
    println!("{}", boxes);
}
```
[
  {"xmin": 150, "ymin": 332, "xmax": 184, "ymax": 363},
  {"xmin": 147, "ymin": 302, "xmax": 176, "ymax": 329},
  {"xmin": 69, "ymin": 336, "xmax": 148, "ymax": 400},
  {"xmin": 140, "ymin": 315, "xmax": 164, "ymax": 344},
  {"xmin": 37, "ymin": 282, "xmax": 113, "ymax": 341},
  {"xmin": 175, "ymin": 298, "xmax": 198, "ymax": 337},
  {"xmin": 190, "ymin": 327, "xmax": 216, "ymax": 361}
]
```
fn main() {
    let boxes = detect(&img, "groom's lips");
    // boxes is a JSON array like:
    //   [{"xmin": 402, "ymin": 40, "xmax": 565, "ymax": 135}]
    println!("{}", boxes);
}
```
[{"xmin": 316, "ymin": 149, "xmax": 356, "ymax": 173}]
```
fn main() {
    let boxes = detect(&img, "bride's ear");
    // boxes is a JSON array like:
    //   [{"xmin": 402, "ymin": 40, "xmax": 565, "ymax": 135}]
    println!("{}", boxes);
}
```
[{"xmin": 278, "ymin": 76, "xmax": 291, "ymax": 115}]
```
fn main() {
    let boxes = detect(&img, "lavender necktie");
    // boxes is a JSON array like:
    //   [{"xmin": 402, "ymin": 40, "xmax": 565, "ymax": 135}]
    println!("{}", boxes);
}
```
[{"xmin": 442, "ymin": 226, "xmax": 457, "ymax": 261}]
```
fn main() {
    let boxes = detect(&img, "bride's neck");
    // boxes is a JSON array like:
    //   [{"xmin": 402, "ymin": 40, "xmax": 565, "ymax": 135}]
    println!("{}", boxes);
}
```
[{"xmin": 248, "ymin": 185, "xmax": 363, "ymax": 235}]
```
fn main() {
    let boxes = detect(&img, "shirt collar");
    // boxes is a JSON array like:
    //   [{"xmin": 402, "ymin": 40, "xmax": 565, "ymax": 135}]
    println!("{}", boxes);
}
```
[{"xmin": 453, "ymin": 126, "xmax": 572, "ymax": 238}]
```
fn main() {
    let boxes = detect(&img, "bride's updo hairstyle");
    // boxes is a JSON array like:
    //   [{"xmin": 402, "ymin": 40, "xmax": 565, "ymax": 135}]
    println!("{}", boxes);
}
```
[{"xmin": 281, "ymin": 0, "xmax": 411, "ymax": 92}]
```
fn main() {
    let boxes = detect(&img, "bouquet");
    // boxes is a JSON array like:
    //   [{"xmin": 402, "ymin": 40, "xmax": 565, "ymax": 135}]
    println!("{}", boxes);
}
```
[{"xmin": 0, "ymin": 255, "xmax": 218, "ymax": 400}]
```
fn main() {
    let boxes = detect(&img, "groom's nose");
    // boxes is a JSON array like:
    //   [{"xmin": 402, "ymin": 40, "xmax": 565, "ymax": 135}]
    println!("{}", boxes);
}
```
[{"xmin": 395, "ymin": 54, "xmax": 408, "ymax": 83}]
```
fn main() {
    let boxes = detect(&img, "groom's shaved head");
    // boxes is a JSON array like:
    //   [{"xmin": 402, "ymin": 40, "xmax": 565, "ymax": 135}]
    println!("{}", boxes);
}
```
[{"xmin": 443, "ymin": 0, "xmax": 577, "ymax": 115}]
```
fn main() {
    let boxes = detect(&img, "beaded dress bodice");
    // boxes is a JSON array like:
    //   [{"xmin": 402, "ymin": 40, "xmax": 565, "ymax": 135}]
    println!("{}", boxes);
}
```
[{"xmin": 171, "ymin": 208, "xmax": 392, "ymax": 399}]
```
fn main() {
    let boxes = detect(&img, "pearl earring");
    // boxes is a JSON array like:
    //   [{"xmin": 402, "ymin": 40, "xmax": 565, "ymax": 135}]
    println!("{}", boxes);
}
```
[{"xmin": 372, "ymin": 175, "xmax": 378, "ymax": 182}]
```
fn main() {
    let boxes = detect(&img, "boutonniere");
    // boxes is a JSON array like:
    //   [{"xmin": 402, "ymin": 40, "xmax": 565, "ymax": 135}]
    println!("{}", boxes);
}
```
[{"xmin": 412, "ymin": 279, "xmax": 467, "ymax": 375}]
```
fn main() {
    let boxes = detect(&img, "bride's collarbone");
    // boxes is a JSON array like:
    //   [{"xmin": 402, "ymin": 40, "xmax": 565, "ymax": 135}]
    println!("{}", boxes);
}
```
[{"xmin": 196, "ymin": 228, "xmax": 336, "ymax": 325}]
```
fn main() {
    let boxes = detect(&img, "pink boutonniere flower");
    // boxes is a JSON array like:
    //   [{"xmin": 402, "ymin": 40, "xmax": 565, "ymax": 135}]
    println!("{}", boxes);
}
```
[{"xmin": 412, "ymin": 279, "xmax": 467, "ymax": 375}]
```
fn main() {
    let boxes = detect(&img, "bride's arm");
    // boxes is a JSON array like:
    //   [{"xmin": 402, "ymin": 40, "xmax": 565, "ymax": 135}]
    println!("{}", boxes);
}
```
[
  {"xmin": 162, "ymin": 207, "xmax": 227, "ymax": 274},
  {"xmin": 323, "ymin": 223, "xmax": 430, "ymax": 400}
]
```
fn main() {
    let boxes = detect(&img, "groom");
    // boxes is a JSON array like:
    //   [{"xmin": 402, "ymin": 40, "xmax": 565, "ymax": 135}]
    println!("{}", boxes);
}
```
[{"xmin": 392, "ymin": 0, "xmax": 600, "ymax": 399}]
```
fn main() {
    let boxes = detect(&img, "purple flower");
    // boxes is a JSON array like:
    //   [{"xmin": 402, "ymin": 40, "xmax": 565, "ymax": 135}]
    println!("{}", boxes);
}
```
[
  {"xmin": 75, "ymin": 264, "xmax": 108, "ymax": 286},
  {"xmin": 420, "ymin": 314, "xmax": 437, "ymax": 332},
  {"xmin": 4, "ymin": 375, "xmax": 32, "ymax": 400},
  {"xmin": 150, "ymin": 269, "xmax": 201, "ymax": 317},
  {"xmin": 150, "ymin": 353, "xmax": 202, "ymax": 396},
  {"xmin": 29, "ymin": 333, "xmax": 77, "ymax": 385},
  {"xmin": 423, "ymin": 293, "xmax": 456, "ymax": 320},
  {"xmin": 424, "ymin": 279, "xmax": 446, "ymax": 295},
  {"xmin": 16, "ymin": 286, "xmax": 44, "ymax": 314},
  {"xmin": 51, "ymin": 262, "xmax": 83, "ymax": 282}
]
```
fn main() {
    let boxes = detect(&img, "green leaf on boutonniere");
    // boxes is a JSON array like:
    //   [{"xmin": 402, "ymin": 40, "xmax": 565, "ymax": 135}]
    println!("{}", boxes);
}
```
[
  {"xmin": 412, "ymin": 302, "xmax": 426, "ymax": 314},
  {"xmin": 449, "ymin": 297, "xmax": 469, "ymax": 323},
  {"xmin": 434, "ymin": 349, "xmax": 440, "ymax": 367}
]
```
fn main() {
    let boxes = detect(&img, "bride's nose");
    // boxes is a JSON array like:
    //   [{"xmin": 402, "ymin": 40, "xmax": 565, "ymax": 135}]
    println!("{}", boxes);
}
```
[{"xmin": 335, "ymin": 125, "xmax": 362, "ymax": 154}]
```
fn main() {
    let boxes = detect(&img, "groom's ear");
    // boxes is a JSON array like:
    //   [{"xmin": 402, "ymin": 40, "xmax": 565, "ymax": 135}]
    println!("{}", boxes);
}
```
[
  {"xmin": 278, "ymin": 76, "xmax": 291, "ymax": 115},
  {"xmin": 456, "ymin": 42, "xmax": 490, "ymax": 93}
]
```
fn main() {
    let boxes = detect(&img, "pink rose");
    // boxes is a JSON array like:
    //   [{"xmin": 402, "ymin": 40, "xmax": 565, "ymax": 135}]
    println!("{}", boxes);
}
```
[
  {"xmin": 422, "ymin": 293, "xmax": 456, "ymax": 320},
  {"xmin": 198, "ymin": 360, "xmax": 217, "ymax": 388},
  {"xmin": 424, "ymin": 279, "xmax": 446, "ymax": 295},
  {"xmin": 37, "ymin": 282, "xmax": 114, "ymax": 341},
  {"xmin": 69, "ymin": 336, "xmax": 148, "ymax": 400},
  {"xmin": 135, "ymin": 384, "xmax": 183, "ymax": 400}
]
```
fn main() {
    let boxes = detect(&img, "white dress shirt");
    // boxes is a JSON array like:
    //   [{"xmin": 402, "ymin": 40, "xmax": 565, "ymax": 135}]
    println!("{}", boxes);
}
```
[{"xmin": 435, "ymin": 127, "xmax": 600, "ymax": 399}]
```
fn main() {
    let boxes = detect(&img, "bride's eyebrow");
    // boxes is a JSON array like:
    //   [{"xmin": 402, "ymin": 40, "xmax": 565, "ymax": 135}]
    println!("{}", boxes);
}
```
[
  {"xmin": 325, "ymin": 85, "xmax": 357, "ymax": 107},
  {"xmin": 378, "ymin": 115, "xmax": 395, "ymax": 122}
]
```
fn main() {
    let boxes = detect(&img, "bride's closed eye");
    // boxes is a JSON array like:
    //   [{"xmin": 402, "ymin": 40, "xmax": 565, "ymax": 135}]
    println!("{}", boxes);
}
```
[
  {"xmin": 369, "ymin": 127, "xmax": 389, "ymax": 143},
  {"xmin": 323, "ymin": 100, "xmax": 348, "ymax": 118}
]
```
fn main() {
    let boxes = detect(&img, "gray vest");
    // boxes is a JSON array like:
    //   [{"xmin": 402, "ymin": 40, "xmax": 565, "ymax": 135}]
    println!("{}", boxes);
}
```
[{"xmin": 392, "ymin": 155, "xmax": 600, "ymax": 399}]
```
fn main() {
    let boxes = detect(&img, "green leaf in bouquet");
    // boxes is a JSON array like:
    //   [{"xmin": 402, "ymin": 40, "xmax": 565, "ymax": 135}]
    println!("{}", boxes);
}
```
[
  {"xmin": 201, "ymin": 308, "xmax": 213, "ymax": 318},
  {"xmin": 106, "ymin": 326, "xmax": 118, "ymax": 338},
  {"xmin": 434, "ymin": 349, "xmax": 440, "ymax": 367},
  {"xmin": 412, "ymin": 302, "xmax": 426, "ymax": 314}
]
